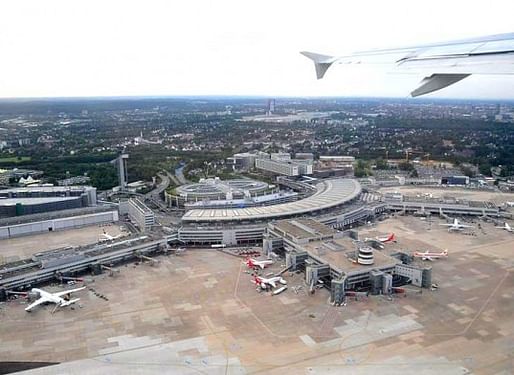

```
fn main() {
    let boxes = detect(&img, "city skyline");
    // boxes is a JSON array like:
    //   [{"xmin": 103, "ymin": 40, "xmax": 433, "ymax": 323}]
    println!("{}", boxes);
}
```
[{"xmin": 1, "ymin": 0, "xmax": 513, "ymax": 99}]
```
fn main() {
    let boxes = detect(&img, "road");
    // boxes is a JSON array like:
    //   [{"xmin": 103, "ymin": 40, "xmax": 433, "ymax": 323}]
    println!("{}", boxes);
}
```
[
  {"xmin": 175, "ymin": 165, "xmax": 187, "ymax": 185},
  {"xmin": 144, "ymin": 172, "xmax": 171, "ymax": 211}
]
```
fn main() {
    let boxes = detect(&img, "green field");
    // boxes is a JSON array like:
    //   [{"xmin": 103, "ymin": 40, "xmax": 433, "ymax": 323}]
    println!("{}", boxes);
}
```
[{"xmin": 0, "ymin": 156, "xmax": 31, "ymax": 163}]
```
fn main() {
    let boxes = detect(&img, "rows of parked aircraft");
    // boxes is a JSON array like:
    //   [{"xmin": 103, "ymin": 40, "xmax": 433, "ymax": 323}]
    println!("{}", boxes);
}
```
[
  {"xmin": 244, "ymin": 257, "xmax": 288, "ymax": 293},
  {"xmin": 14, "ymin": 214, "xmax": 513, "ymax": 313}
]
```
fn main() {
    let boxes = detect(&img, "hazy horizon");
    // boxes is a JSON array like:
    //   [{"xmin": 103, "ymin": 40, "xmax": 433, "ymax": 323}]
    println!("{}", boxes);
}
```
[{"xmin": 1, "ymin": 0, "xmax": 513, "ymax": 99}]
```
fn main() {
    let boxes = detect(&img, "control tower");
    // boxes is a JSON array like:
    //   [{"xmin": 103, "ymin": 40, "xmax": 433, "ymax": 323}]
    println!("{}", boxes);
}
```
[{"xmin": 118, "ymin": 154, "xmax": 129, "ymax": 190}]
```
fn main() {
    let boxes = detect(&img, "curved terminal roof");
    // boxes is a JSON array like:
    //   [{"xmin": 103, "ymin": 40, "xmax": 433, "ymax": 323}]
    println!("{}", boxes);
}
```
[{"xmin": 182, "ymin": 178, "xmax": 361, "ymax": 223}]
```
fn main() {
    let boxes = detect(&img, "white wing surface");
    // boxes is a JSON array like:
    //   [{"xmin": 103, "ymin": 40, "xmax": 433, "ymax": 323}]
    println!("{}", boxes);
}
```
[{"xmin": 302, "ymin": 33, "xmax": 514, "ymax": 96}]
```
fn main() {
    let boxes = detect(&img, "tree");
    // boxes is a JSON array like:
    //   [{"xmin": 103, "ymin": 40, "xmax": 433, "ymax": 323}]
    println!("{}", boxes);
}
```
[
  {"xmin": 375, "ymin": 158, "xmax": 389, "ymax": 170},
  {"xmin": 398, "ymin": 161, "xmax": 415, "ymax": 171}
]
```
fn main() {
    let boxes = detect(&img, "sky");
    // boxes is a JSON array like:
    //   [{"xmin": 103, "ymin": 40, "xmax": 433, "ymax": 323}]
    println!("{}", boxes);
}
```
[{"xmin": 0, "ymin": 0, "xmax": 513, "ymax": 99}]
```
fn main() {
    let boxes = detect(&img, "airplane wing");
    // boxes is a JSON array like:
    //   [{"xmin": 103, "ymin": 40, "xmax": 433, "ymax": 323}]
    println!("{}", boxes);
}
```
[
  {"xmin": 269, "ymin": 281, "xmax": 277, "ymax": 288},
  {"xmin": 258, "ymin": 263, "xmax": 265, "ymax": 269},
  {"xmin": 53, "ymin": 287, "xmax": 86, "ymax": 298},
  {"xmin": 301, "ymin": 33, "xmax": 514, "ymax": 96},
  {"xmin": 25, "ymin": 297, "xmax": 49, "ymax": 311}
]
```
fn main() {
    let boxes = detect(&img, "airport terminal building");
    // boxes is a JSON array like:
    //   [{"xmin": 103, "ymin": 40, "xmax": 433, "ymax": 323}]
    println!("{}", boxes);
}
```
[{"xmin": 263, "ymin": 218, "xmax": 432, "ymax": 304}]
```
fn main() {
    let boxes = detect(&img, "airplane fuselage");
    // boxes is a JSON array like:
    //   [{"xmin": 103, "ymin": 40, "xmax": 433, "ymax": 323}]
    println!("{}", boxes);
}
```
[{"xmin": 31, "ymin": 288, "xmax": 62, "ymax": 305}]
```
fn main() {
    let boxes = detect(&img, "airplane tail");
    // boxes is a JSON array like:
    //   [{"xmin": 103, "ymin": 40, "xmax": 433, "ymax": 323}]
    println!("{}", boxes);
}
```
[
  {"xmin": 443, "ymin": 249, "xmax": 448, "ymax": 256},
  {"xmin": 384, "ymin": 233, "xmax": 396, "ymax": 243},
  {"xmin": 300, "ymin": 51, "xmax": 336, "ymax": 79}
]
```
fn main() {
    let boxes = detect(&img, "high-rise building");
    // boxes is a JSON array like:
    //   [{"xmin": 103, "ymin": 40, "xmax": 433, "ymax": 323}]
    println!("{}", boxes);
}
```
[{"xmin": 267, "ymin": 99, "xmax": 276, "ymax": 116}]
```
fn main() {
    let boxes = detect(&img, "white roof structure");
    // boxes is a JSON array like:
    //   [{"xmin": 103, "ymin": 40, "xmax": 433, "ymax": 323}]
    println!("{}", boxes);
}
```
[{"xmin": 182, "ymin": 178, "xmax": 361, "ymax": 223}]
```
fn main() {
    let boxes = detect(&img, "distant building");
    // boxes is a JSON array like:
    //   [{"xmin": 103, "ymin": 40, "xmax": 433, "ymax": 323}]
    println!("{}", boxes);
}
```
[
  {"xmin": 226, "ymin": 151, "xmax": 269, "ymax": 171},
  {"xmin": 57, "ymin": 176, "xmax": 91, "ymax": 186},
  {"xmin": 267, "ymin": 99, "xmax": 275, "ymax": 116},
  {"xmin": 270, "ymin": 152, "xmax": 291, "ymax": 161},
  {"xmin": 256, "ymin": 159, "xmax": 297, "ymax": 176},
  {"xmin": 441, "ymin": 175, "xmax": 469, "ymax": 185},
  {"xmin": 314, "ymin": 155, "xmax": 355, "ymax": 177},
  {"xmin": 295, "ymin": 153, "xmax": 314, "ymax": 160},
  {"xmin": 319, "ymin": 155, "xmax": 355, "ymax": 165},
  {"xmin": 256, "ymin": 156, "xmax": 313, "ymax": 177}
]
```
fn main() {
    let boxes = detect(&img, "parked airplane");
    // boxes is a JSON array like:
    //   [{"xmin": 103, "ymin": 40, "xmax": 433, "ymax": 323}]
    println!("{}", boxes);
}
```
[
  {"xmin": 99, "ymin": 230, "xmax": 123, "ymax": 242},
  {"xmin": 25, "ymin": 287, "xmax": 86, "ymax": 313},
  {"xmin": 245, "ymin": 257, "xmax": 273, "ymax": 270},
  {"xmin": 413, "ymin": 249, "xmax": 448, "ymax": 261},
  {"xmin": 376, "ymin": 233, "xmax": 396, "ymax": 243},
  {"xmin": 440, "ymin": 218, "xmax": 473, "ymax": 231},
  {"xmin": 252, "ymin": 275, "xmax": 287, "ymax": 289},
  {"xmin": 301, "ymin": 33, "xmax": 514, "ymax": 97},
  {"xmin": 495, "ymin": 222, "xmax": 513, "ymax": 232}
]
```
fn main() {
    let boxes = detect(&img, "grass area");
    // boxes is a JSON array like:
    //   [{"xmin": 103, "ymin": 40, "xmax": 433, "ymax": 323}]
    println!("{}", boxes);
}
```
[{"xmin": 0, "ymin": 156, "xmax": 31, "ymax": 164}]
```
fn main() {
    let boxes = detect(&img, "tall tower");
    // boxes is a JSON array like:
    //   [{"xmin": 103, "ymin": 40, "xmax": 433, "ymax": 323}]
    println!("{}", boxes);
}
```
[
  {"xmin": 267, "ymin": 99, "xmax": 275, "ymax": 116},
  {"xmin": 118, "ymin": 154, "xmax": 129, "ymax": 190}
]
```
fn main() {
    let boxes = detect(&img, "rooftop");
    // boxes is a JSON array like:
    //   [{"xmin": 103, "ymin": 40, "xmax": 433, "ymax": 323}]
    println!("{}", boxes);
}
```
[
  {"xmin": 182, "ymin": 178, "xmax": 361, "ymax": 222},
  {"xmin": 0, "ymin": 197, "xmax": 81, "ymax": 206},
  {"xmin": 303, "ymin": 237, "xmax": 400, "ymax": 274},
  {"xmin": 271, "ymin": 218, "xmax": 337, "ymax": 241}
]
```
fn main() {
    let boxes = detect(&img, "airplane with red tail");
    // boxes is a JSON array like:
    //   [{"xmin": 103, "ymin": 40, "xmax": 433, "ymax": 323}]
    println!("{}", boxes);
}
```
[
  {"xmin": 252, "ymin": 275, "xmax": 286, "ymax": 289},
  {"xmin": 376, "ymin": 233, "xmax": 396, "ymax": 243},
  {"xmin": 245, "ymin": 257, "xmax": 273, "ymax": 270}
]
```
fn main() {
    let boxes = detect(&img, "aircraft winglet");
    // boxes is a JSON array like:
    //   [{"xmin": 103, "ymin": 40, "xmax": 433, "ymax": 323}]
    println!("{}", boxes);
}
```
[{"xmin": 300, "ymin": 51, "xmax": 336, "ymax": 79}]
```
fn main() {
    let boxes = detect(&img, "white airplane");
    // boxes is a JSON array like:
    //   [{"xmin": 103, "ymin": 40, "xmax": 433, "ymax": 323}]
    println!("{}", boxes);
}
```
[
  {"xmin": 252, "ymin": 275, "xmax": 287, "ymax": 289},
  {"xmin": 495, "ymin": 222, "xmax": 513, "ymax": 232},
  {"xmin": 244, "ymin": 257, "xmax": 273, "ymax": 270},
  {"xmin": 413, "ymin": 249, "xmax": 448, "ymax": 261},
  {"xmin": 301, "ymin": 33, "xmax": 514, "ymax": 97},
  {"xmin": 440, "ymin": 218, "xmax": 473, "ymax": 231},
  {"xmin": 24, "ymin": 287, "xmax": 86, "ymax": 313},
  {"xmin": 376, "ymin": 233, "xmax": 396, "ymax": 243},
  {"xmin": 99, "ymin": 230, "xmax": 123, "ymax": 242}
]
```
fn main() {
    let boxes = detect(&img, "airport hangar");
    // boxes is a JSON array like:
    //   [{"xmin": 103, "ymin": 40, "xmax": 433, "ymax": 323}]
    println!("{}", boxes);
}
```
[{"xmin": 0, "ymin": 186, "xmax": 97, "ymax": 218}]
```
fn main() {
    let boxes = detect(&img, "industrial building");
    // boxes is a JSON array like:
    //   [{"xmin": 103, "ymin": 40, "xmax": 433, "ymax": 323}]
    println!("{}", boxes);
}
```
[
  {"xmin": 0, "ymin": 186, "xmax": 97, "ymax": 218},
  {"xmin": 0, "ymin": 210, "xmax": 119, "ymax": 239},
  {"xmin": 263, "ymin": 218, "xmax": 431, "ymax": 304},
  {"xmin": 441, "ymin": 175, "xmax": 470, "ymax": 185}
]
